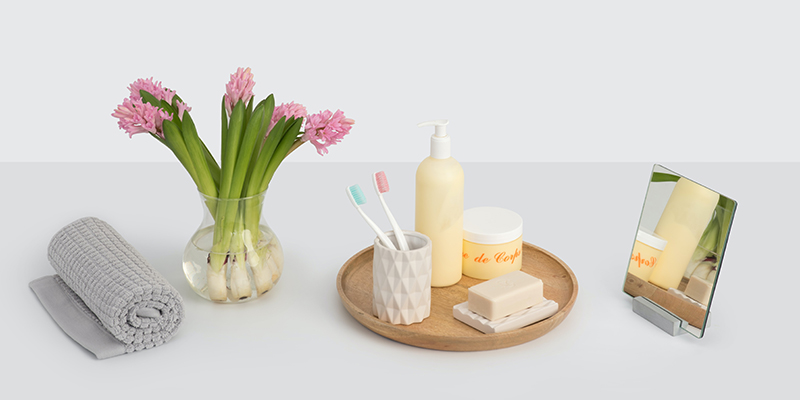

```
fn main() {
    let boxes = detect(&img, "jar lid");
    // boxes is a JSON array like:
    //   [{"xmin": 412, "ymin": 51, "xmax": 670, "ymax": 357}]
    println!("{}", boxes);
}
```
[
  {"xmin": 636, "ymin": 229, "xmax": 667, "ymax": 250},
  {"xmin": 463, "ymin": 207, "xmax": 523, "ymax": 245}
]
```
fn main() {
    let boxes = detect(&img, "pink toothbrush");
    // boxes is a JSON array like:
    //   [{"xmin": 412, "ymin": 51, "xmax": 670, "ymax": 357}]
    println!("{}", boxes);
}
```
[{"xmin": 373, "ymin": 171, "xmax": 409, "ymax": 251}]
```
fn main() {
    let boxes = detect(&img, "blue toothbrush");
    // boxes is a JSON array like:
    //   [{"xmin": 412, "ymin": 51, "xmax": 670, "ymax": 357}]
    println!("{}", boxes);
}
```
[{"xmin": 347, "ymin": 184, "xmax": 397, "ymax": 250}]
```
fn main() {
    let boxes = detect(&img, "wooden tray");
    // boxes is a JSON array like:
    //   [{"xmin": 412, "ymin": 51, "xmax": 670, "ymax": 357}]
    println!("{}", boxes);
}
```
[{"xmin": 336, "ymin": 242, "xmax": 578, "ymax": 351}]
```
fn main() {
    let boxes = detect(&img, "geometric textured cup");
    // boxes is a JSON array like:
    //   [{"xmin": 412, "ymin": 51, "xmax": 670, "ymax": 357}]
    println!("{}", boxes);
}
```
[{"xmin": 372, "ymin": 231, "xmax": 432, "ymax": 325}]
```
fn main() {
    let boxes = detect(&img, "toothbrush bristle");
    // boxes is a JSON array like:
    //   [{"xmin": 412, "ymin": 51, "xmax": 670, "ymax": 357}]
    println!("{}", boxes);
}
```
[
  {"xmin": 375, "ymin": 171, "xmax": 389, "ymax": 193},
  {"xmin": 349, "ymin": 185, "xmax": 366, "ymax": 205}
]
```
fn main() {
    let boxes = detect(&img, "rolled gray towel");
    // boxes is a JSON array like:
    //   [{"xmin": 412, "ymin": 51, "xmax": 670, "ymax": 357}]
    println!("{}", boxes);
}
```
[{"xmin": 30, "ymin": 217, "xmax": 184, "ymax": 359}]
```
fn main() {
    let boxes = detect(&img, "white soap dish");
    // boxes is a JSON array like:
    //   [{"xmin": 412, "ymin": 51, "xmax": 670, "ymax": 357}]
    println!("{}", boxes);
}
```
[{"xmin": 453, "ymin": 299, "xmax": 559, "ymax": 334}]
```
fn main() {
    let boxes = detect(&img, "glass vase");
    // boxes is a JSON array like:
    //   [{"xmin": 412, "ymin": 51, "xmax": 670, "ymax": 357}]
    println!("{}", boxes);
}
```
[{"xmin": 182, "ymin": 190, "xmax": 283, "ymax": 303}]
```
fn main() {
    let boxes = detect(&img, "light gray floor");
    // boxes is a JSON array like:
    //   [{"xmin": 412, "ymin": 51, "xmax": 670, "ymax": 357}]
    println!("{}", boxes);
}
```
[{"xmin": 5, "ymin": 162, "xmax": 796, "ymax": 398}]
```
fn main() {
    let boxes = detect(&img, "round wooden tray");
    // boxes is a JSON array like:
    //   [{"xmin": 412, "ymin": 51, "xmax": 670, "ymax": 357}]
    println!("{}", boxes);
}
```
[{"xmin": 336, "ymin": 242, "xmax": 578, "ymax": 351}]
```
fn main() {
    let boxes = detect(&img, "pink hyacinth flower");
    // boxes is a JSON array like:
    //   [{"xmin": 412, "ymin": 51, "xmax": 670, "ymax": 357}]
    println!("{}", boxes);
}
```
[
  {"xmin": 302, "ymin": 110, "xmax": 354, "ymax": 155},
  {"xmin": 128, "ymin": 77, "xmax": 176, "ymax": 104},
  {"xmin": 268, "ymin": 102, "xmax": 308, "ymax": 136},
  {"xmin": 176, "ymin": 101, "xmax": 192, "ymax": 120},
  {"xmin": 225, "ymin": 67, "xmax": 256, "ymax": 116},
  {"xmin": 127, "ymin": 77, "xmax": 191, "ymax": 120},
  {"xmin": 111, "ymin": 98, "xmax": 173, "ymax": 138}
]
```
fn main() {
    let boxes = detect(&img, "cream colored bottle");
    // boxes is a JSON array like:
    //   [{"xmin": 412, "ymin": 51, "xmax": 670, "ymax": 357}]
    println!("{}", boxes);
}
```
[
  {"xmin": 649, "ymin": 177, "xmax": 719, "ymax": 290},
  {"xmin": 416, "ymin": 120, "xmax": 464, "ymax": 287}
]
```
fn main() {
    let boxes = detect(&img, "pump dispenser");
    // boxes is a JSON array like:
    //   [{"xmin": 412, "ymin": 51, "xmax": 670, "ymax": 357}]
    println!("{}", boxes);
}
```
[{"xmin": 415, "ymin": 119, "xmax": 464, "ymax": 287}]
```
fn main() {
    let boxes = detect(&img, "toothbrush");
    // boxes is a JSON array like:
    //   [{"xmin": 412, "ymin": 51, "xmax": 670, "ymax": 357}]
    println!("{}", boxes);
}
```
[
  {"xmin": 373, "ymin": 171, "xmax": 409, "ymax": 251},
  {"xmin": 347, "ymin": 184, "xmax": 397, "ymax": 250}
]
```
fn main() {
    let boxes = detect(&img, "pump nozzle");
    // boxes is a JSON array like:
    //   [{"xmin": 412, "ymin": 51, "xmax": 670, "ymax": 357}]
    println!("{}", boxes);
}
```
[
  {"xmin": 418, "ymin": 119, "xmax": 451, "ymax": 159},
  {"xmin": 417, "ymin": 119, "xmax": 449, "ymax": 137}
]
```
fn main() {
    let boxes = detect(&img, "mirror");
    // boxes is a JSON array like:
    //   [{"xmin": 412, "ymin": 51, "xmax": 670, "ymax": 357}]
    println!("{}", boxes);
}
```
[{"xmin": 623, "ymin": 165, "xmax": 737, "ymax": 338}]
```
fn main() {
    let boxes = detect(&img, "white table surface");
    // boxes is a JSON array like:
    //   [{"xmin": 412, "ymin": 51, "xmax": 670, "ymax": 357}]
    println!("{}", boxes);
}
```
[{"xmin": 4, "ymin": 162, "xmax": 796, "ymax": 398}]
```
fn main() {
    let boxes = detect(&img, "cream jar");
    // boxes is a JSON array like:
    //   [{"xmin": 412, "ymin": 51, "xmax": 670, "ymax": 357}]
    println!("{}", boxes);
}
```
[
  {"xmin": 462, "ymin": 207, "xmax": 523, "ymax": 280},
  {"xmin": 627, "ymin": 229, "xmax": 668, "ymax": 281}
]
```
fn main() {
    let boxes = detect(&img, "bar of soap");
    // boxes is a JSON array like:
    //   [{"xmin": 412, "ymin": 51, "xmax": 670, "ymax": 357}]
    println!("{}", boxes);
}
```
[
  {"xmin": 453, "ymin": 300, "xmax": 558, "ymax": 334},
  {"xmin": 684, "ymin": 275, "xmax": 713, "ymax": 306},
  {"xmin": 468, "ymin": 270, "xmax": 544, "ymax": 321},
  {"xmin": 667, "ymin": 288, "xmax": 707, "ymax": 310}
]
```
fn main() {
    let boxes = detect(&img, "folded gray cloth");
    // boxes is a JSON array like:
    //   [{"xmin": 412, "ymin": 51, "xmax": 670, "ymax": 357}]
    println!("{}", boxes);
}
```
[{"xmin": 30, "ymin": 217, "xmax": 184, "ymax": 359}]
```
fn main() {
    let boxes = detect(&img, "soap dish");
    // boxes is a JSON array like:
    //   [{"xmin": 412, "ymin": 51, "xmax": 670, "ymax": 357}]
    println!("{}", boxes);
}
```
[
  {"xmin": 336, "ymin": 242, "xmax": 578, "ymax": 351},
  {"xmin": 453, "ymin": 299, "xmax": 559, "ymax": 334}
]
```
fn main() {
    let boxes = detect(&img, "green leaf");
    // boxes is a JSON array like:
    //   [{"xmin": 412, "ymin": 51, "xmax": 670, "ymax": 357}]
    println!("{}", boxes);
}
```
[
  {"xmin": 201, "ymin": 140, "xmax": 220, "ymax": 188},
  {"xmin": 715, "ymin": 195, "xmax": 737, "ymax": 264},
  {"xmin": 160, "ymin": 100, "xmax": 181, "ymax": 130},
  {"xmin": 247, "ymin": 116, "xmax": 286, "ymax": 197},
  {"xmin": 209, "ymin": 99, "xmax": 245, "ymax": 272},
  {"xmin": 168, "ymin": 97, "xmax": 220, "ymax": 188},
  {"xmin": 220, "ymin": 100, "xmax": 245, "ymax": 199},
  {"xmin": 243, "ymin": 96, "xmax": 255, "ymax": 131},
  {"xmin": 181, "ymin": 113, "xmax": 218, "ymax": 197},
  {"xmin": 162, "ymin": 120, "xmax": 199, "ymax": 187},
  {"xmin": 208, "ymin": 103, "xmax": 265, "ymax": 271},
  {"xmin": 260, "ymin": 118, "xmax": 303, "ymax": 193},
  {"xmin": 651, "ymin": 172, "xmax": 680, "ymax": 183},
  {"xmin": 221, "ymin": 95, "xmax": 228, "ymax": 167},
  {"xmin": 139, "ymin": 90, "xmax": 160, "ymax": 107},
  {"xmin": 244, "ymin": 95, "xmax": 275, "ymax": 190},
  {"xmin": 228, "ymin": 101, "xmax": 266, "ymax": 199}
]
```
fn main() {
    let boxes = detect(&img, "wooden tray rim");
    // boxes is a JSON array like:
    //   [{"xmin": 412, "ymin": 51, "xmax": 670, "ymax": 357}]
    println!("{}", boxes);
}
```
[{"xmin": 336, "ymin": 241, "xmax": 579, "ymax": 351}]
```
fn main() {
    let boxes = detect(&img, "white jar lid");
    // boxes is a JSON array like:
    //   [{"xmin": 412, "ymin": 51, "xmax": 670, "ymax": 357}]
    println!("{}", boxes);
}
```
[
  {"xmin": 636, "ymin": 229, "xmax": 667, "ymax": 250},
  {"xmin": 463, "ymin": 207, "xmax": 523, "ymax": 245}
]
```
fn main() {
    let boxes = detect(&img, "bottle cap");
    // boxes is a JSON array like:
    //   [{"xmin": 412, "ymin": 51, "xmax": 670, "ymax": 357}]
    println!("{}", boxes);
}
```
[
  {"xmin": 463, "ymin": 207, "xmax": 523, "ymax": 245},
  {"xmin": 636, "ymin": 229, "xmax": 668, "ymax": 250}
]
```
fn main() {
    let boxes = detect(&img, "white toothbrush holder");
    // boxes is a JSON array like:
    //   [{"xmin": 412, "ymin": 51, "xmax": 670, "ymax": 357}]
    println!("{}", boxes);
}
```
[{"xmin": 372, "ymin": 231, "xmax": 432, "ymax": 325}]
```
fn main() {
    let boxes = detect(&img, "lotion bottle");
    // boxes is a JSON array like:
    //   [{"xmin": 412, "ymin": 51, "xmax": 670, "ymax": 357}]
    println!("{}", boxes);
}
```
[
  {"xmin": 649, "ymin": 177, "xmax": 719, "ymax": 290},
  {"xmin": 415, "ymin": 119, "xmax": 464, "ymax": 287}
]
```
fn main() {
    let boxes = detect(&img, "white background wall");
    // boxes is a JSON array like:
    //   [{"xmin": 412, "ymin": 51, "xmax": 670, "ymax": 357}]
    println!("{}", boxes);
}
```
[{"xmin": 1, "ymin": 1, "xmax": 798, "ymax": 163}]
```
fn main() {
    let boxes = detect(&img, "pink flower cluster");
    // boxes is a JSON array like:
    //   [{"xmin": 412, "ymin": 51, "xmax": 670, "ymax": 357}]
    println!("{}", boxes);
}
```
[
  {"xmin": 268, "ymin": 102, "xmax": 308, "ymax": 135},
  {"xmin": 268, "ymin": 100, "xmax": 354, "ymax": 155},
  {"xmin": 112, "ymin": 77, "xmax": 191, "ymax": 138},
  {"xmin": 302, "ymin": 110, "xmax": 354, "ymax": 155},
  {"xmin": 112, "ymin": 68, "xmax": 355, "ymax": 156},
  {"xmin": 112, "ymin": 99, "xmax": 172, "ymax": 138},
  {"xmin": 225, "ymin": 67, "xmax": 256, "ymax": 116},
  {"xmin": 128, "ymin": 77, "xmax": 175, "ymax": 104}
]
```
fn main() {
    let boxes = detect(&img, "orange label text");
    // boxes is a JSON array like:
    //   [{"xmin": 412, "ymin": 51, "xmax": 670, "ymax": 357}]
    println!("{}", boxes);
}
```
[
  {"xmin": 631, "ymin": 252, "xmax": 657, "ymax": 269},
  {"xmin": 462, "ymin": 247, "xmax": 522, "ymax": 265}
]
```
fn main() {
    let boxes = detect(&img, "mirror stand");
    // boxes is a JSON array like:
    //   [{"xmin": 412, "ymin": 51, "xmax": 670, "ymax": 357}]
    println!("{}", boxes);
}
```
[{"xmin": 632, "ymin": 296, "xmax": 686, "ymax": 336}]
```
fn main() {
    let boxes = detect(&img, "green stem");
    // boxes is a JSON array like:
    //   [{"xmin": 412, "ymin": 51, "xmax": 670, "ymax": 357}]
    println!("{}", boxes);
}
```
[
  {"xmin": 210, "ymin": 101, "xmax": 246, "ymax": 272},
  {"xmin": 230, "ymin": 208, "xmax": 246, "ymax": 256},
  {"xmin": 210, "ymin": 100, "xmax": 267, "ymax": 273}
]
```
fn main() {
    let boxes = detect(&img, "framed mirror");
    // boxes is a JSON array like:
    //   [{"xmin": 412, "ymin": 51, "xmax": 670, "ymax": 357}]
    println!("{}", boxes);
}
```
[{"xmin": 623, "ymin": 165, "xmax": 737, "ymax": 337}]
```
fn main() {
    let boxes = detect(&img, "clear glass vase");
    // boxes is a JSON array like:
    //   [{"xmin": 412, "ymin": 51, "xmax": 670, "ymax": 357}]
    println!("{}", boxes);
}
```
[{"xmin": 182, "ymin": 190, "xmax": 283, "ymax": 303}]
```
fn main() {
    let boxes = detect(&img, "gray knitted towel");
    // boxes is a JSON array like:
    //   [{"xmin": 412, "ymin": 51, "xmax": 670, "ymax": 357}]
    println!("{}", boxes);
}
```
[{"xmin": 30, "ymin": 217, "xmax": 184, "ymax": 359}]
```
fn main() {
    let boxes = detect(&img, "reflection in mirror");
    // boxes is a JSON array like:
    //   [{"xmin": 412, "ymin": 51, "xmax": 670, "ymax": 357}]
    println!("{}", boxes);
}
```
[{"xmin": 624, "ymin": 165, "xmax": 737, "ymax": 338}]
